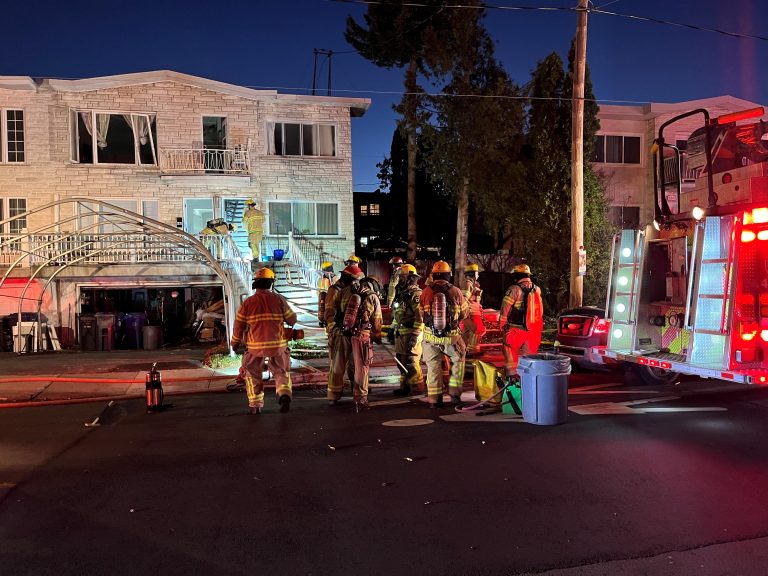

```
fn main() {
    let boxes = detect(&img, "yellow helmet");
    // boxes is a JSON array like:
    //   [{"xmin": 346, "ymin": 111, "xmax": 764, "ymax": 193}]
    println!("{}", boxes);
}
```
[
  {"xmin": 465, "ymin": 263, "xmax": 479, "ymax": 272},
  {"xmin": 321, "ymin": 261, "xmax": 334, "ymax": 272},
  {"xmin": 345, "ymin": 254, "xmax": 361, "ymax": 264},
  {"xmin": 245, "ymin": 199, "xmax": 256, "ymax": 206},
  {"xmin": 431, "ymin": 261, "xmax": 451, "ymax": 274},
  {"xmin": 254, "ymin": 267, "xmax": 275, "ymax": 280},
  {"xmin": 513, "ymin": 264, "xmax": 532, "ymax": 275},
  {"xmin": 401, "ymin": 263, "xmax": 420, "ymax": 277}
]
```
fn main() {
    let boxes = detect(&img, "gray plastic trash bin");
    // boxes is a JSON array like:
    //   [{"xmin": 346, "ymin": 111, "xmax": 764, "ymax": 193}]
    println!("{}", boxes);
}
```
[
  {"xmin": 518, "ymin": 353, "xmax": 571, "ymax": 425},
  {"xmin": 142, "ymin": 325, "xmax": 162, "ymax": 350}
]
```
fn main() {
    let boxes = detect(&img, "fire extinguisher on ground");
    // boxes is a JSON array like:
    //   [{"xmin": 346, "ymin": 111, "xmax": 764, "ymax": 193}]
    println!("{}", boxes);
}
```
[{"xmin": 145, "ymin": 362, "xmax": 165, "ymax": 413}]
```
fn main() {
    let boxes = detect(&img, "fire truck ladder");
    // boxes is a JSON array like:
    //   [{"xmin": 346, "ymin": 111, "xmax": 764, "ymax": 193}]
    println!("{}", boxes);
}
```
[
  {"xmin": 606, "ymin": 229, "xmax": 644, "ymax": 352},
  {"xmin": 686, "ymin": 215, "xmax": 735, "ymax": 368}
]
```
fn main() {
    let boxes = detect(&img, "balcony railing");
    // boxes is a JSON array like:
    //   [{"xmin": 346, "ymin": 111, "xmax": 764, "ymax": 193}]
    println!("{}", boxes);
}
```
[
  {"xmin": 0, "ymin": 232, "xmax": 247, "ymax": 269},
  {"xmin": 159, "ymin": 147, "xmax": 251, "ymax": 175}
]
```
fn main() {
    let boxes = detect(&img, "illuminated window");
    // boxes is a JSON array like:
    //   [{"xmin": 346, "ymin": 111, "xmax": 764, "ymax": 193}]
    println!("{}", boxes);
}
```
[
  {"xmin": 360, "ymin": 205, "xmax": 368, "ymax": 216},
  {"xmin": 369, "ymin": 203, "xmax": 380, "ymax": 216},
  {"xmin": 360, "ymin": 236, "xmax": 368, "ymax": 247}
]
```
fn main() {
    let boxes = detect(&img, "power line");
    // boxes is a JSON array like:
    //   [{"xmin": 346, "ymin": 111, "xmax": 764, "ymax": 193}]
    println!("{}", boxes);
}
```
[
  {"xmin": 331, "ymin": 0, "xmax": 768, "ymax": 43},
  {"xmin": 592, "ymin": 7, "xmax": 768, "ymax": 42}
]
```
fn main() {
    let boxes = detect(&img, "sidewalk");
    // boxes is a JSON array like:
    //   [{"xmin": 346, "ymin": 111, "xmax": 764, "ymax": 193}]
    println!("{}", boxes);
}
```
[{"xmin": 0, "ymin": 342, "xmax": 437, "ymax": 407}]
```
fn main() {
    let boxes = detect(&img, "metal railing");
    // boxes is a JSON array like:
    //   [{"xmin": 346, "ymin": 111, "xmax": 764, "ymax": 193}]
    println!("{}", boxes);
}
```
[
  {"xmin": 285, "ymin": 228, "xmax": 347, "ymax": 290},
  {"xmin": 663, "ymin": 153, "xmax": 701, "ymax": 186},
  {"xmin": 159, "ymin": 147, "xmax": 251, "ymax": 175}
]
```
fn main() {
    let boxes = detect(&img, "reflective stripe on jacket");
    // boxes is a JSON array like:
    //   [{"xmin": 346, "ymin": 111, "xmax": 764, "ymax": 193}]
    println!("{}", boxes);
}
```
[
  {"xmin": 394, "ymin": 284, "xmax": 423, "ymax": 335},
  {"xmin": 231, "ymin": 289, "xmax": 297, "ymax": 353}
]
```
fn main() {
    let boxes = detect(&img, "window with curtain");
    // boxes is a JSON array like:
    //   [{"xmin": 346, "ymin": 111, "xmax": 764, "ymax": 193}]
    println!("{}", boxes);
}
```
[
  {"xmin": 269, "ymin": 123, "xmax": 336, "ymax": 157},
  {"xmin": 268, "ymin": 201, "xmax": 339, "ymax": 236},
  {"xmin": 71, "ymin": 110, "xmax": 157, "ymax": 165}
]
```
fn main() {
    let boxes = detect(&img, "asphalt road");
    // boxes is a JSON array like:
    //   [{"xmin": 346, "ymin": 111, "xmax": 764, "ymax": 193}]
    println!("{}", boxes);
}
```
[{"xmin": 3, "ymin": 372, "xmax": 768, "ymax": 576}]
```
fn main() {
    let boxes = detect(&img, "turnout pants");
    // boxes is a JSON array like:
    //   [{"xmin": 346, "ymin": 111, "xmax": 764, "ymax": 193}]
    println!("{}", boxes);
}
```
[
  {"xmin": 502, "ymin": 326, "xmax": 542, "ymax": 377},
  {"xmin": 242, "ymin": 348, "xmax": 292, "ymax": 409},
  {"xmin": 422, "ymin": 333, "xmax": 466, "ymax": 403},
  {"xmin": 327, "ymin": 331, "xmax": 373, "ymax": 400},
  {"xmin": 395, "ymin": 331, "xmax": 423, "ymax": 390}
]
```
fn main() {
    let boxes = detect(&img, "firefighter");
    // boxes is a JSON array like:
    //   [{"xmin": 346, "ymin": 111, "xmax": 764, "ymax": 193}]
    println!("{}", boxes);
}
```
[
  {"xmin": 419, "ymin": 261, "xmax": 469, "ymax": 407},
  {"xmin": 317, "ymin": 261, "xmax": 336, "ymax": 328},
  {"xmin": 325, "ymin": 265, "xmax": 383, "ymax": 410},
  {"xmin": 461, "ymin": 263, "xmax": 486, "ymax": 356},
  {"xmin": 242, "ymin": 199, "xmax": 265, "ymax": 260},
  {"xmin": 231, "ymin": 267, "xmax": 298, "ymax": 414},
  {"xmin": 344, "ymin": 254, "xmax": 362, "ymax": 267},
  {"xmin": 386, "ymin": 256, "xmax": 404, "ymax": 307},
  {"xmin": 500, "ymin": 263, "xmax": 544, "ymax": 378},
  {"xmin": 392, "ymin": 263, "xmax": 424, "ymax": 396}
]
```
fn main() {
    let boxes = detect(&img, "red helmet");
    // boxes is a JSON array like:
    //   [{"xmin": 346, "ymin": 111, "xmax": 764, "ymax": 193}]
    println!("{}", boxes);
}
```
[
  {"xmin": 341, "ymin": 265, "xmax": 364, "ymax": 280},
  {"xmin": 389, "ymin": 256, "xmax": 404, "ymax": 265}
]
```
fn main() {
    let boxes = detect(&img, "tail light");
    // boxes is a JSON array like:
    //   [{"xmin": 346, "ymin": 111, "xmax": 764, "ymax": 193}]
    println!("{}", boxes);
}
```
[{"xmin": 593, "ymin": 318, "xmax": 610, "ymax": 334}]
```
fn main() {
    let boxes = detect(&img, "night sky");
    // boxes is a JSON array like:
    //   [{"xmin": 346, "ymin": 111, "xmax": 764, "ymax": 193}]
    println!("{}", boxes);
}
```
[{"xmin": 3, "ymin": 0, "xmax": 768, "ymax": 192}]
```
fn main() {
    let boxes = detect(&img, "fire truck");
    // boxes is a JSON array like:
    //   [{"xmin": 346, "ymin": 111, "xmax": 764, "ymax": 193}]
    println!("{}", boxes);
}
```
[{"xmin": 598, "ymin": 105, "xmax": 768, "ymax": 385}]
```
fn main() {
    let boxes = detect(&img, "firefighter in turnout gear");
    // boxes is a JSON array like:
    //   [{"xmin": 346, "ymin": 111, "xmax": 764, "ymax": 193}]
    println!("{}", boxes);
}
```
[
  {"xmin": 392, "ymin": 264, "xmax": 424, "ymax": 396},
  {"xmin": 325, "ymin": 265, "xmax": 383, "ymax": 410},
  {"xmin": 317, "ymin": 261, "xmax": 336, "ymax": 328},
  {"xmin": 500, "ymin": 264, "xmax": 544, "ymax": 378},
  {"xmin": 242, "ymin": 199, "xmax": 265, "ymax": 260},
  {"xmin": 461, "ymin": 263, "xmax": 486, "ymax": 356},
  {"xmin": 386, "ymin": 256, "xmax": 404, "ymax": 307},
  {"xmin": 231, "ymin": 267, "xmax": 298, "ymax": 414},
  {"xmin": 344, "ymin": 254, "xmax": 362, "ymax": 268},
  {"xmin": 419, "ymin": 261, "xmax": 469, "ymax": 407}
]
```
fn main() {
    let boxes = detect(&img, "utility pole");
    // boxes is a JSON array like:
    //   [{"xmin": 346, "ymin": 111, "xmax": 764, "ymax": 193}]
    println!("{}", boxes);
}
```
[
  {"xmin": 570, "ymin": 0, "xmax": 588, "ymax": 308},
  {"xmin": 312, "ymin": 49, "xmax": 334, "ymax": 96}
]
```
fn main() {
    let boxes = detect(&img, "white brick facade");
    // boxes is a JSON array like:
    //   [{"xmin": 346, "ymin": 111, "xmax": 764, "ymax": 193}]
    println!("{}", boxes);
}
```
[{"xmin": 0, "ymin": 71, "xmax": 369, "ymax": 255}]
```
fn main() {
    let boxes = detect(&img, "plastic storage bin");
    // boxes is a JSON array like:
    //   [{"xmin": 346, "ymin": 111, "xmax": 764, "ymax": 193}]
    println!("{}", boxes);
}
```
[
  {"xmin": 142, "ymin": 325, "xmax": 162, "ymax": 350},
  {"xmin": 124, "ymin": 313, "xmax": 146, "ymax": 349},
  {"xmin": 518, "ymin": 353, "xmax": 571, "ymax": 425}
]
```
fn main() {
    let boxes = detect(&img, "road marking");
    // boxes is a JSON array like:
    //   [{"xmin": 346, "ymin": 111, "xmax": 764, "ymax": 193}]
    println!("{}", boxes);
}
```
[
  {"xmin": 570, "ymin": 395, "xmax": 726, "ymax": 415},
  {"xmin": 440, "ymin": 413, "xmax": 525, "ymax": 423},
  {"xmin": 382, "ymin": 419, "xmax": 435, "ymax": 427},
  {"xmin": 569, "ymin": 383, "xmax": 662, "ymax": 395}
]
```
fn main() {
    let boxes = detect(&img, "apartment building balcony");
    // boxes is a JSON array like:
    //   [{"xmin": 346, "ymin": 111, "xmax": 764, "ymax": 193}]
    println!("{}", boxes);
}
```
[
  {"xmin": 158, "ymin": 146, "xmax": 252, "ymax": 176},
  {"xmin": 0, "ymin": 232, "xmax": 251, "ymax": 296}
]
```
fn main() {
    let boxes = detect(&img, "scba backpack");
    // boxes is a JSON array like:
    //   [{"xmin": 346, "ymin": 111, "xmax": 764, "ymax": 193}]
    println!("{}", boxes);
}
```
[{"xmin": 507, "ymin": 283, "xmax": 543, "ymax": 329}]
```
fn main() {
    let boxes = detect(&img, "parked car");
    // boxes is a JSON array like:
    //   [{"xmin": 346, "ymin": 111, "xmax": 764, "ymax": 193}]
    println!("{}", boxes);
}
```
[
  {"xmin": 556, "ymin": 306, "xmax": 681, "ymax": 384},
  {"xmin": 555, "ymin": 306, "xmax": 612, "ymax": 370}
]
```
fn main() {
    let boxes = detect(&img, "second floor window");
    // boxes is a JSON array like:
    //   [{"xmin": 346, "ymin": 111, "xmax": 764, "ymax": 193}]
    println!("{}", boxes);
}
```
[
  {"xmin": 269, "ymin": 123, "xmax": 336, "ymax": 157},
  {"xmin": 1, "ymin": 109, "xmax": 25, "ymax": 163},
  {"xmin": 70, "ymin": 111, "xmax": 157, "ymax": 165},
  {"xmin": 592, "ymin": 135, "xmax": 641, "ymax": 164}
]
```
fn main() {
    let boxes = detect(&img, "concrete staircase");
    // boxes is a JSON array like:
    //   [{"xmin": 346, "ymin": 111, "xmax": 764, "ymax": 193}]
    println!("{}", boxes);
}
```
[{"xmin": 257, "ymin": 260, "xmax": 320, "ymax": 330}]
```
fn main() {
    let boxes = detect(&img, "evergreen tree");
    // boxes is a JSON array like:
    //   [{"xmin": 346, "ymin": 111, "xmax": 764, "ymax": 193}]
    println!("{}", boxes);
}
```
[{"xmin": 346, "ymin": 2, "xmax": 454, "ymax": 260}]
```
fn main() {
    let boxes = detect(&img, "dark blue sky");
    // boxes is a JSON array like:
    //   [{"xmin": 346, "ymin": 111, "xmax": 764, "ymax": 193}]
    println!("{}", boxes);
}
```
[{"xmin": 3, "ymin": 0, "xmax": 768, "ymax": 191}]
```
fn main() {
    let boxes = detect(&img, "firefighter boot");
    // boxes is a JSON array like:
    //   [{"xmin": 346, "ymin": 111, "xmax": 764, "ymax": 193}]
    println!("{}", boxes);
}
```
[
  {"xmin": 392, "ymin": 384, "xmax": 411, "ymax": 397},
  {"xmin": 249, "ymin": 406, "xmax": 262, "ymax": 415},
  {"xmin": 279, "ymin": 395, "xmax": 291, "ymax": 413}
]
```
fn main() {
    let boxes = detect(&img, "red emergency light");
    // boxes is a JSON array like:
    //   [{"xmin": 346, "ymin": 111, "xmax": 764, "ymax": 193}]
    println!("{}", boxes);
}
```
[{"xmin": 712, "ymin": 107, "xmax": 765, "ymax": 125}]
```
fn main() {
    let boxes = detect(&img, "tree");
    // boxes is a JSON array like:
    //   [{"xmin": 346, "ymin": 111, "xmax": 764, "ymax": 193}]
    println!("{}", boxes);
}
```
[
  {"xmin": 346, "ymin": 2, "xmax": 453, "ymax": 261},
  {"xmin": 519, "ymin": 47, "xmax": 613, "ymax": 313},
  {"xmin": 421, "ymin": 7, "xmax": 525, "ymax": 286}
]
